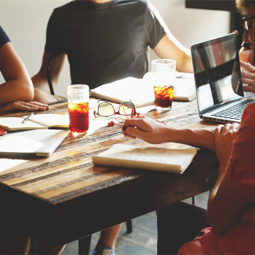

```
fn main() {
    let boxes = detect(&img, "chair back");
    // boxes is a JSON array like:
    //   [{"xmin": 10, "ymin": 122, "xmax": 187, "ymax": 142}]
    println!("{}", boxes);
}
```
[{"xmin": 46, "ymin": 55, "xmax": 56, "ymax": 95}]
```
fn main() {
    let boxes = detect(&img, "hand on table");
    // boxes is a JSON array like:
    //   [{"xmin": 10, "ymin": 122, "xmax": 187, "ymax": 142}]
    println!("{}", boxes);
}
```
[
  {"xmin": 0, "ymin": 100, "xmax": 49, "ymax": 113},
  {"xmin": 214, "ymin": 123, "xmax": 240, "ymax": 174},
  {"xmin": 122, "ymin": 116, "xmax": 168, "ymax": 144}
]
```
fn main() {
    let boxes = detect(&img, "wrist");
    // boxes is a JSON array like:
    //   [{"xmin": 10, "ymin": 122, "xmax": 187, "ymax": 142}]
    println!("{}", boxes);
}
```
[{"xmin": 0, "ymin": 104, "xmax": 11, "ymax": 113}]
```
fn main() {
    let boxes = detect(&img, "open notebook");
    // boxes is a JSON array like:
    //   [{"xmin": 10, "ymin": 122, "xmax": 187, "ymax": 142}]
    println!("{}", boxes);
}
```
[
  {"xmin": 0, "ymin": 129, "xmax": 68, "ymax": 157},
  {"xmin": 0, "ymin": 114, "xmax": 69, "ymax": 131}
]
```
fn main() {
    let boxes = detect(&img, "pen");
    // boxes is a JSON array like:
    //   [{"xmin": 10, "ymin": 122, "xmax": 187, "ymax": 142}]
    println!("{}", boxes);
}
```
[{"xmin": 22, "ymin": 112, "xmax": 34, "ymax": 124}]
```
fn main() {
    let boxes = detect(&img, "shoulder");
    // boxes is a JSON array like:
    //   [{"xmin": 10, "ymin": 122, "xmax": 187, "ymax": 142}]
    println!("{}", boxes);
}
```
[
  {"xmin": 51, "ymin": 1, "xmax": 78, "ymax": 17},
  {"xmin": 115, "ymin": 0, "xmax": 148, "ymax": 12},
  {"xmin": 0, "ymin": 26, "xmax": 10, "ymax": 49}
]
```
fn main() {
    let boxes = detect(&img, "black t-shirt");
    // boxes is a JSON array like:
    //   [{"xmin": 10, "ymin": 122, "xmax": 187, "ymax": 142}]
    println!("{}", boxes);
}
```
[
  {"xmin": 45, "ymin": 0, "xmax": 167, "ymax": 89},
  {"xmin": 0, "ymin": 26, "xmax": 10, "ymax": 48}
]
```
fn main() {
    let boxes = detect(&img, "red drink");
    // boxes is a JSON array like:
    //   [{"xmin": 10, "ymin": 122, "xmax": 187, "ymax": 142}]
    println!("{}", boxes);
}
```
[
  {"xmin": 154, "ymin": 85, "xmax": 174, "ymax": 108},
  {"xmin": 68, "ymin": 102, "xmax": 89, "ymax": 133}
]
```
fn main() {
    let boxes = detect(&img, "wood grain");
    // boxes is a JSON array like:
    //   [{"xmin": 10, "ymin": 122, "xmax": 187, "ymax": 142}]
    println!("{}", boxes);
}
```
[{"xmin": 0, "ymin": 99, "xmax": 219, "ymax": 247}]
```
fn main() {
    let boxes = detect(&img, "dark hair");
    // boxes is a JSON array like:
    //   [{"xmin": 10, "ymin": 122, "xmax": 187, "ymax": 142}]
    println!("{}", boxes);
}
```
[{"xmin": 236, "ymin": 0, "xmax": 255, "ymax": 15}]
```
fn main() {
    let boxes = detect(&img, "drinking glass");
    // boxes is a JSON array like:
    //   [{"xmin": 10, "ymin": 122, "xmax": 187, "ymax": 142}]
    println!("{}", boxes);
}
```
[
  {"xmin": 67, "ymin": 84, "xmax": 89, "ymax": 134},
  {"xmin": 151, "ymin": 59, "xmax": 176, "ymax": 111}
]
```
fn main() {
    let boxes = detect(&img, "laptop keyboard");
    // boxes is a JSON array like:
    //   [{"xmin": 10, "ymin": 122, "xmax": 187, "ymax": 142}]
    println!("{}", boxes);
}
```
[{"xmin": 211, "ymin": 99, "xmax": 254, "ymax": 120}]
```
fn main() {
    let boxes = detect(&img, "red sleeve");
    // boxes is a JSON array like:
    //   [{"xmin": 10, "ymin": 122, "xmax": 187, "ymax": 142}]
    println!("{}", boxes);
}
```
[{"xmin": 226, "ymin": 103, "xmax": 255, "ymax": 202}]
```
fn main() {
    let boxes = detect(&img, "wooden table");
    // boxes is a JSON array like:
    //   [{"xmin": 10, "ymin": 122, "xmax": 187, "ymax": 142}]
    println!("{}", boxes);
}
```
[{"xmin": 0, "ymin": 98, "xmax": 219, "ymax": 250}]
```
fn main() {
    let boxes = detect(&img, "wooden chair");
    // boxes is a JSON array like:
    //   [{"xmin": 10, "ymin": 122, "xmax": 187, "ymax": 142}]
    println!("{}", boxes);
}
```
[{"xmin": 46, "ymin": 55, "xmax": 57, "ymax": 96}]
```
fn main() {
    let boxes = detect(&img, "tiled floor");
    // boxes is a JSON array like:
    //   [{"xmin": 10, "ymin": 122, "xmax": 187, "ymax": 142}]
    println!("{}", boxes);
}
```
[{"xmin": 62, "ymin": 192, "xmax": 209, "ymax": 255}]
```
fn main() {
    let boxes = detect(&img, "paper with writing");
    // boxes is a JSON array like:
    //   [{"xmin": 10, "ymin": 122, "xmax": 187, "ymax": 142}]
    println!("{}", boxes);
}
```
[{"xmin": 92, "ymin": 144, "xmax": 197, "ymax": 174}]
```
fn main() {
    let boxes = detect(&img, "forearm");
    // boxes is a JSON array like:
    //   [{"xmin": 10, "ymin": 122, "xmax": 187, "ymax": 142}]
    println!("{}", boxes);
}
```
[
  {"xmin": 153, "ymin": 35, "xmax": 193, "ymax": 73},
  {"xmin": 164, "ymin": 127, "xmax": 215, "ymax": 151},
  {"xmin": 32, "ymin": 73, "xmax": 51, "ymax": 94},
  {"xmin": 32, "ymin": 52, "xmax": 66, "ymax": 94},
  {"xmin": 177, "ymin": 51, "xmax": 193, "ymax": 73},
  {"xmin": 123, "ymin": 117, "xmax": 215, "ymax": 151},
  {"xmin": 0, "ymin": 78, "xmax": 33, "ymax": 105}
]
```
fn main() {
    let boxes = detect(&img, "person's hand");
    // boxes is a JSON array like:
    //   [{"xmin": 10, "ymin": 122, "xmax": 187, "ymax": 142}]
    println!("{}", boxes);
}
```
[
  {"xmin": 240, "ymin": 61, "xmax": 255, "ymax": 93},
  {"xmin": 122, "ymin": 116, "xmax": 168, "ymax": 144},
  {"xmin": 0, "ymin": 100, "xmax": 49, "ymax": 113},
  {"xmin": 214, "ymin": 123, "xmax": 240, "ymax": 174}
]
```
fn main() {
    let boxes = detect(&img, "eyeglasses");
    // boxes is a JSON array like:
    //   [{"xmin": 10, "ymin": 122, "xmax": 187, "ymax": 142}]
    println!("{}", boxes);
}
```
[
  {"xmin": 94, "ymin": 100, "xmax": 137, "ymax": 117},
  {"xmin": 242, "ymin": 15, "xmax": 255, "ymax": 32}
]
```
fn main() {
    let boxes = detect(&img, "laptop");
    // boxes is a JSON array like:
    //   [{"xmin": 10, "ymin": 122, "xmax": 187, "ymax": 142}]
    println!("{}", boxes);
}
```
[
  {"xmin": 191, "ymin": 32, "xmax": 255, "ymax": 123},
  {"xmin": 0, "ymin": 129, "xmax": 68, "ymax": 157}
]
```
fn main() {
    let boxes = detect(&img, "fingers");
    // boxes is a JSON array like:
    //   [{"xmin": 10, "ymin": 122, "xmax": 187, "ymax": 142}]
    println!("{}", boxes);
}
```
[
  {"xmin": 214, "ymin": 123, "xmax": 239, "ymax": 166},
  {"xmin": 122, "ymin": 117, "xmax": 148, "ymax": 133},
  {"xmin": 240, "ymin": 61, "xmax": 255, "ymax": 72},
  {"xmin": 29, "ymin": 101, "xmax": 49, "ymax": 111},
  {"xmin": 215, "ymin": 124, "xmax": 223, "ymax": 135},
  {"xmin": 243, "ymin": 84, "xmax": 255, "ymax": 93},
  {"xmin": 241, "ymin": 67, "xmax": 255, "ymax": 92},
  {"xmin": 122, "ymin": 118, "xmax": 145, "ymax": 139},
  {"xmin": 13, "ymin": 101, "xmax": 49, "ymax": 111},
  {"xmin": 215, "ymin": 123, "xmax": 239, "ymax": 135},
  {"xmin": 124, "ymin": 126, "xmax": 142, "ymax": 139}
]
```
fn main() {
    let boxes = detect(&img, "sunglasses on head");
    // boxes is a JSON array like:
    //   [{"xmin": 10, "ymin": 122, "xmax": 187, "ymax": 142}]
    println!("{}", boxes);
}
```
[
  {"xmin": 242, "ymin": 15, "xmax": 255, "ymax": 32},
  {"xmin": 94, "ymin": 100, "xmax": 137, "ymax": 118}
]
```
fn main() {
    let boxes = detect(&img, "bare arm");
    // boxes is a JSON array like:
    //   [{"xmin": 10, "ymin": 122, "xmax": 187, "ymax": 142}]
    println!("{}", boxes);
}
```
[
  {"xmin": 153, "ymin": 34, "xmax": 193, "ymax": 73},
  {"xmin": 208, "ymin": 123, "xmax": 248, "ymax": 235},
  {"xmin": 123, "ymin": 117, "xmax": 248, "ymax": 235},
  {"xmin": 122, "ymin": 116, "xmax": 215, "ymax": 151},
  {"xmin": 32, "ymin": 51, "xmax": 66, "ymax": 103},
  {"xmin": 0, "ymin": 42, "xmax": 34, "ymax": 104}
]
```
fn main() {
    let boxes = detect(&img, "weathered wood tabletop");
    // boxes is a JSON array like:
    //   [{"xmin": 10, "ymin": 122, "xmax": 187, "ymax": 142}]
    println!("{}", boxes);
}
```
[{"xmin": 0, "ymin": 98, "xmax": 219, "ymax": 247}]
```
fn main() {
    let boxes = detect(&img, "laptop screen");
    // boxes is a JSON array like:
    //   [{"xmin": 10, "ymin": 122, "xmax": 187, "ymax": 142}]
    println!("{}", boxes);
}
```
[{"xmin": 191, "ymin": 33, "xmax": 243, "ymax": 114}]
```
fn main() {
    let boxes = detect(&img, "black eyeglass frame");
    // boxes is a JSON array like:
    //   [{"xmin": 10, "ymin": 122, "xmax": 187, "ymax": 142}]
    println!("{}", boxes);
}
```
[
  {"xmin": 242, "ymin": 15, "xmax": 255, "ymax": 32},
  {"xmin": 93, "ymin": 100, "xmax": 137, "ymax": 118}
]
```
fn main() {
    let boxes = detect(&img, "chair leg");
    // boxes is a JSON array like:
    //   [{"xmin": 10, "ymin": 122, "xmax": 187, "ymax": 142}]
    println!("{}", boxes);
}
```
[
  {"xmin": 126, "ymin": 220, "xmax": 132, "ymax": 233},
  {"xmin": 192, "ymin": 196, "xmax": 196, "ymax": 206},
  {"xmin": 78, "ymin": 235, "xmax": 92, "ymax": 255},
  {"xmin": 29, "ymin": 238, "xmax": 37, "ymax": 255}
]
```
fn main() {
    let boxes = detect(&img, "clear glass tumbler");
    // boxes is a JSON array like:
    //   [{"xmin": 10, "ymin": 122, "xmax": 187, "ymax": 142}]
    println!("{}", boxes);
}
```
[
  {"xmin": 151, "ymin": 59, "xmax": 176, "ymax": 111},
  {"xmin": 67, "ymin": 84, "xmax": 89, "ymax": 134}
]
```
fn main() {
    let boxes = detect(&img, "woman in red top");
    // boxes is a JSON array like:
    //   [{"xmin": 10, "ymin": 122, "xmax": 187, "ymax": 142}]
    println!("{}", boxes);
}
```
[
  {"xmin": 122, "ymin": 102, "xmax": 255, "ymax": 255},
  {"xmin": 177, "ymin": 103, "xmax": 255, "ymax": 254}
]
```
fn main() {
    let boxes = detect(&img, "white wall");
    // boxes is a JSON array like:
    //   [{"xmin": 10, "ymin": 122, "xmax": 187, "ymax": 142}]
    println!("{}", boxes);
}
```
[{"xmin": 0, "ymin": 0, "xmax": 230, "ymax": 97}]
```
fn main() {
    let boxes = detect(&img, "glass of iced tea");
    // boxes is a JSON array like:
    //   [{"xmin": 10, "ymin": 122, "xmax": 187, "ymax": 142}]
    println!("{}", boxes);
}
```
[
  {"xmin": 151, "ymin": 59, "xmax": 176, "ymax": 111},
  {"xmin": 67, "ymin": 84, "xmax": 89, "ymax": 134}
]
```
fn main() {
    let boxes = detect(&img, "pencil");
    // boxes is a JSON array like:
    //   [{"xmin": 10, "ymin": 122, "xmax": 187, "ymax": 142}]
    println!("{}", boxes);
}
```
[{"xmin": 22, "ymin": 112, "xmax": 34, "ymax": 124}]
